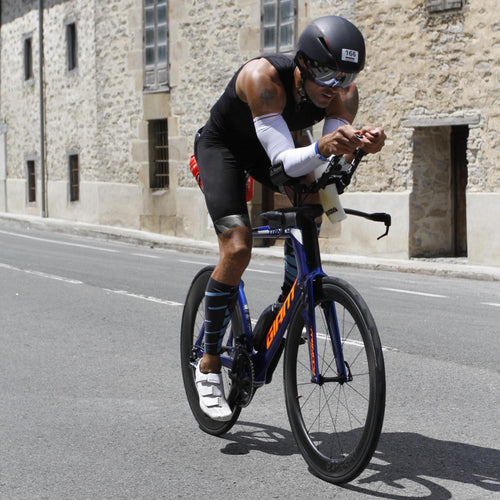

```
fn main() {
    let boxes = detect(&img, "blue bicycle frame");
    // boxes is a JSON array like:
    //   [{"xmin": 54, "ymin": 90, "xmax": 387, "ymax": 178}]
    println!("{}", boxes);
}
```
[{"xmin": 206, "ymin": 205, "xmax": 349, "ymax": 388}]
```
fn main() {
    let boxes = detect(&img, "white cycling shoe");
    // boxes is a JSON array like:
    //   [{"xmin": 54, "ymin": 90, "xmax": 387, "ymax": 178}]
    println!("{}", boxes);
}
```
[{"xmin": 195, "ymin": 361, "xmax": 232, "ymax": 422}]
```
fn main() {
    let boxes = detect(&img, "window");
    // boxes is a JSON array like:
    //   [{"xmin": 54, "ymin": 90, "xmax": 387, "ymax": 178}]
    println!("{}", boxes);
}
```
[
  {"xmin": 26, "ymin": 159, "xmax": 36, "ymax": 203},
  {"xmin": 66, "ymin": 22, "xmax": 78, "ymax": 71},
  {"xmin": 426, "ymin": 0, "xmax": 463, "ymax": 13},
  {"xmin": 148, "ymin": 119, "xmax": 169, "ymax": 188},
  {"xmin": 262, "ymin": 0, "xmax": 296, "ymax": 53},
  {"xmin": 144, "ymin": 0, "xmax": 169, "ymax": 91},
  {"xmin": 69, "ymin": 153, "xmax": 80, "ymax": 202},
  {"xmin": 24, "ymin": 34, "xmax": 33, "ymax": 81}
]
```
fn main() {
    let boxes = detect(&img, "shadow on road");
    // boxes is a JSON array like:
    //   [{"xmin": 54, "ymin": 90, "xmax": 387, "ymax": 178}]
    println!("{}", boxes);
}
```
[{"xmin": 220, "ymin": 421, "xmax": 500, "ymax": 499}]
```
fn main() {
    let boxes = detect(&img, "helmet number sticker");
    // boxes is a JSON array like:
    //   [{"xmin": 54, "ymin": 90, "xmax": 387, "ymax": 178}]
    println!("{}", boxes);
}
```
[{"xmin": 342, "ymin": 49, "xmax": 359, "ymax": 63}]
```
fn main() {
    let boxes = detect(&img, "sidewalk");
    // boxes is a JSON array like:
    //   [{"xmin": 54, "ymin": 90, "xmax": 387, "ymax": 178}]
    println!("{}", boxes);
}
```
[{"xmin": 2, "ymin": 213, "xmax": 499, "ymax": 282}]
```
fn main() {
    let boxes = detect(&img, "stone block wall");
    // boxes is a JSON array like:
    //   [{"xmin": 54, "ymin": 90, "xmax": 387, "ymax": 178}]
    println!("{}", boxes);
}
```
[
  {"xmin": 354, "ymin": 0, "xmax": 499, "ymax": 193},
  {"xmin": 42, "ymin": 0, "xmax": 98, "ymax": 184},
  {"xmin": 169, "ymin": 0, "xmax": 261, "ymax": 178},
  {"xmin": 1, "ymin": 2, "xmax": 40, "ymax": 182},
  {"xmin": 1, "ymin": 0, "xmax": 145, "ymax": 225},
  {"xmin": 93, "ymin": 0, "xmax": 142, "ymax": 186}
]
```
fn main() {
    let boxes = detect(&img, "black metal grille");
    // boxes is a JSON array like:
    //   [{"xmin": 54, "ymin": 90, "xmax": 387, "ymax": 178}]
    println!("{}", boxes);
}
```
[
  {"xmin": 24, "ymin": 37, "xmax": 33, "ymax": 81},
  {"xmin": 69, "ymin": 154, "xmax": 79, "ymax": 202},
  {"xmin": 27, "ymin": 160, "xmax": 36, "ymax": 203},
  {"xmin": 66, "ymin": 23, "xmax": 78, "ymax": 71},
  {"xmin": 149, "ymin": 119, "xmax": 169, "ymax": 189}
]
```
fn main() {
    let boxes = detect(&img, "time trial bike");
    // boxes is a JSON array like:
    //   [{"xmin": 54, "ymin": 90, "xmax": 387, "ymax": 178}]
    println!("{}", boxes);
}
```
[{"xmin": 180, "ymin": 149, "xmax": 390, "ymax": 484}]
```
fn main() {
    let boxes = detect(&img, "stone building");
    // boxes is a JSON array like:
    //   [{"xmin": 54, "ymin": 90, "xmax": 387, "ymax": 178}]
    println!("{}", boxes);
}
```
[{"xmin": 0, "ymin": 0, "xmax": 498, "ymax": 265}]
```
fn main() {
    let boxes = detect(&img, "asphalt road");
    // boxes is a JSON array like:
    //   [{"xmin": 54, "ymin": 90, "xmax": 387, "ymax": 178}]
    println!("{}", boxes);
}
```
[{"xmin": 1, "ymin": 225, "xmax": 499, "ymax": 499}]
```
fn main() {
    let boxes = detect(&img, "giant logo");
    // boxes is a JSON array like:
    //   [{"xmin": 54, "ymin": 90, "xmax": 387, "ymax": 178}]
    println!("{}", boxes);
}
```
[{"xmin": 266, "ymin": 282, "xmax": 296, "ymax": 350}]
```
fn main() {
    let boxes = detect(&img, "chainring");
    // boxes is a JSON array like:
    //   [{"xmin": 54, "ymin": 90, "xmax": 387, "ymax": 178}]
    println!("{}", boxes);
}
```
[{"xmin": 228, "ymin": 347, "xmax": 254, "ymax": 408}]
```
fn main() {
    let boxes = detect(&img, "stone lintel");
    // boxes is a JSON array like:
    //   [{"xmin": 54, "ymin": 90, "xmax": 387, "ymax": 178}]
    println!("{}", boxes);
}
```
[{"xmin": 401, "ymin": 115, "xmax": 481, "ymax": 128}]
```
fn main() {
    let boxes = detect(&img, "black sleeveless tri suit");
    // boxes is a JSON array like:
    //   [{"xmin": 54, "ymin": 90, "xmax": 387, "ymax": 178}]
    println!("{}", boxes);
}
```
[{"xmin": 195, "ymin": 54, "xmax": 325, "ymax": 232}]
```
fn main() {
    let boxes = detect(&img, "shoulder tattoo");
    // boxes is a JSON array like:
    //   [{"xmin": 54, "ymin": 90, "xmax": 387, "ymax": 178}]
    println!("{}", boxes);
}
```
[{"xmin": 259, "ymin": 88, "xmax": 275, "ymax": 106}]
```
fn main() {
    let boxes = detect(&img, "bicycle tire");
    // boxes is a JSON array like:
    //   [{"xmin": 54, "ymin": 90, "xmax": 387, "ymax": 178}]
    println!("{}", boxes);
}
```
[
  {"xmin": 284, "ymin": 276, "xmax": 385, "ymax": 484},
  {"xmin": 180, "ymin": 266, "xmax": 242, "ymax": 436}
]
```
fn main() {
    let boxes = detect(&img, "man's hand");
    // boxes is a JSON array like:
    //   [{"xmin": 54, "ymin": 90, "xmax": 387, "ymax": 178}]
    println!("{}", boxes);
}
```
[
  {"xmin": 317, "ymin": 125, "xmax": 386, "ymax": 156},
  {"xmin": 357, "ymin": 126, "xmax": 386, "ymax": 154}
]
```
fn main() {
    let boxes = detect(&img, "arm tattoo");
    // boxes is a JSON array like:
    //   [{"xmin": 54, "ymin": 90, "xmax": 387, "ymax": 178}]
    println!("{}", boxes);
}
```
[{"xmin": 259, "ymin": 88, "xmax": 275, "ymax": 106}]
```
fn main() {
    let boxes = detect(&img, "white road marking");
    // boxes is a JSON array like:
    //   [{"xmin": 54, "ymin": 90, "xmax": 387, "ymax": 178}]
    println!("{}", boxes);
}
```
[
  {"xmin": 179, "ymin": 259, "xmax": 279, "ymax": 275},
  {"xmin": 378, "ymin": 287, "xmax": 447, "ymax": 298},
  {"xmin": 132, "ymin": 253, "xmax": 160, "ymax": 259},
  {"xmin": 317, "ymin": 332, "xmax": 399, "ymax": 352},
  {"xmin": 0, "ymin": 262, "xmax": 83, "ymax": 285},
  {"xmin": 0, "ymin": 261, "xmax": 182, "ymax": 306},
  {"xmin": 0, "ymin": 229, "xmax": 119, "ymax": 253},
  {"xmin": 246, "ymin": 268, "xmax": 280, "ymax": 275},
  {"xmin": 179, "ymin": 259, "xmax": 213, "ymax": 266},
  {"xmin": 481, "ymin": 302, "xmax": 500, "ymax": 308},
  {"xmin": 0, "ymin": 229, "xmax": 174, "ymax": 260},
  {"xmin": 103, "ymin": 289, "xmax": 183, "ymax": 306}
]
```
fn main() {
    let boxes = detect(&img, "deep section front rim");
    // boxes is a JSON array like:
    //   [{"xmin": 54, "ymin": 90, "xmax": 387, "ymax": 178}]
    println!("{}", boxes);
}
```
[{"xmin": 284, "ymin": 277, "xmax": 385, "ymax": 484}]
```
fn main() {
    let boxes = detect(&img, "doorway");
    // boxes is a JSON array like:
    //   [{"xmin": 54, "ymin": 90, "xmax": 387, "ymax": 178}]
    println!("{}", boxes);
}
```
[{"xmin": 409, "ymin": 125, "xmax": 468, "ymax": 258}]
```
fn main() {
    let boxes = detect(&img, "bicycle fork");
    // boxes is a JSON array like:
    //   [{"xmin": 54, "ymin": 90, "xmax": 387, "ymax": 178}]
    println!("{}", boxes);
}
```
[{"xmin": 304, "ymin": 275, "xmax": 351, "ymax": 385}]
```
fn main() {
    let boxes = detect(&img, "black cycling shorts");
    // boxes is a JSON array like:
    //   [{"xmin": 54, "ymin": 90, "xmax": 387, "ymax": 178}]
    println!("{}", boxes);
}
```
[{"xmin": 194, "ymin": 120, "xmax": 278, "ymax": 234}]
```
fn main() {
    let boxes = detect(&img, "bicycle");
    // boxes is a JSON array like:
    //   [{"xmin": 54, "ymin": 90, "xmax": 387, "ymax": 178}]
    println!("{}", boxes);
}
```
[{"xmin": 180, "ymin": 149, "xmax": 390, "ymax": 484}]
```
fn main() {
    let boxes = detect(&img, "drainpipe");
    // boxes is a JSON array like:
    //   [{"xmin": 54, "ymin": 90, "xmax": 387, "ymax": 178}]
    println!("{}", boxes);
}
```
[
  {"xmin": 0, "ymin": 10, "xmax": 7, "ymax": 213},
  {"xmin": 39, "ymin": 0, "xmax": 47, "ymax": 217},
  {"xmin": 0, "ymin": 121, "xmax": 7, "ymax": 213}
]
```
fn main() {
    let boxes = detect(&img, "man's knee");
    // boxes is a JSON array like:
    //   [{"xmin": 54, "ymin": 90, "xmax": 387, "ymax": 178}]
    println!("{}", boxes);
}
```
[
  {"xmin": 226, "ymin": 238, "xmax": 252, "ymax": 264},
  {"xmin": 219, "ymin": 226, "xmax": 252, "ymax": 267}
]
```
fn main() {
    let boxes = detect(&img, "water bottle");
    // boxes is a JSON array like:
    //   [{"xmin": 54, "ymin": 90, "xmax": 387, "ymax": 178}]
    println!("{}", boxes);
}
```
[{"xmin": 314, "ymin": 163, "xmax": 347, "ymax": 224}]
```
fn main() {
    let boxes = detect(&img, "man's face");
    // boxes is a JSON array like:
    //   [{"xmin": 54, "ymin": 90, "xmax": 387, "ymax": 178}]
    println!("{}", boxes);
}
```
[{"xmin": 303, "ymin": 78, "xmax": 342, "ymax": 108}]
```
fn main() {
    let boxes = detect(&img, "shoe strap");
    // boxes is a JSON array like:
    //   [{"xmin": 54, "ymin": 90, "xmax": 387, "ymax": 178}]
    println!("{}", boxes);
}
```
[{"xmin": 197, "ymin": 382, "xmax": 223, "ymax": 398}]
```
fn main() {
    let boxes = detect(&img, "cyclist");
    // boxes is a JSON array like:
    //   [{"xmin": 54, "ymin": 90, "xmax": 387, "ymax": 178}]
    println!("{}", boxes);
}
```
[{"xmin": 194, "ymin": 15, "xmax": 386, "ymax": 421}]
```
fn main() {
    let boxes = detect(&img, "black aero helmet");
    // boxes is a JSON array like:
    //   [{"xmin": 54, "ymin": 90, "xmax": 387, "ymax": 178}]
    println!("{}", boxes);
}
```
[{"xmin": 295, "ymin": 15, "xmax": 365, "ymax": 88}]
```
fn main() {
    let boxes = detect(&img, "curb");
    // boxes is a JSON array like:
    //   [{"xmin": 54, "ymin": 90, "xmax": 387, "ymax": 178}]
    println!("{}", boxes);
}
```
[{"xmin": 1, "ymin": 213, "xmax": 499, "ymax": 282}]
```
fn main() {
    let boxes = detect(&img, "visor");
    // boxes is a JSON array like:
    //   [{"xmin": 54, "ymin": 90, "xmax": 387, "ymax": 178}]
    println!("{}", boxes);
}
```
[{"xmin": 308, "ymin": 65, "xmax": 358, "ymax": 88}]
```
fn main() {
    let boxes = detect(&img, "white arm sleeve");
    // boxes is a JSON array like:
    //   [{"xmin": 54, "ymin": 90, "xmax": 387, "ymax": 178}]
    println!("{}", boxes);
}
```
[
  {"xmin": 322, "ymin": 117, "xmax": 350, "ymax": 135},
  {"xmin": 253, "ymin": 113, "xmax": 326, "ymax": 178}
]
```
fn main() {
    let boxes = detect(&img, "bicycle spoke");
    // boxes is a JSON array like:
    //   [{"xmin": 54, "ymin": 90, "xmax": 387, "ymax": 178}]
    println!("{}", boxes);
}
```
[{"xmin": 342, "ymin": 380, "xmax": 370, "ymax": 405}]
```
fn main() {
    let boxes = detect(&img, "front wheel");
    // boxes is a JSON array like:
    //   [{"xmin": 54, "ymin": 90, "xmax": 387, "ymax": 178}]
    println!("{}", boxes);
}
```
[
  {"xmin": 284, "ymin": 277, "xmax": 385, "ymax": 484},
  {"xmin": 180, "ymin": 266, "xmax": 242, "ymax": 436}
]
